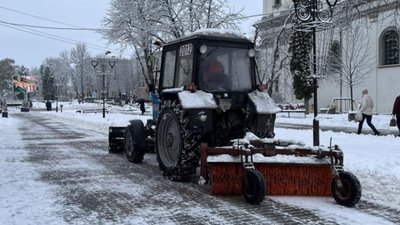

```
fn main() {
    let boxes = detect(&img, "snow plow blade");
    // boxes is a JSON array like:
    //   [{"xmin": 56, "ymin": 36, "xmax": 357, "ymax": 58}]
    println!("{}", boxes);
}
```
[{"xmin": 200, "ymin": 140, "xmax": 343, "ymax": 196}]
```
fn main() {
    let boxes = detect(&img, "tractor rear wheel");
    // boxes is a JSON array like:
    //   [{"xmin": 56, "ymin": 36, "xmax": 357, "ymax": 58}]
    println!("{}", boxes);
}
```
[
  {"xmin": 156, "ymin": 103, "xmax": 200, "ymax": 181},
  {"xmin": 125, "ymin": 120, "xmax": 146, "ymax": 163},
  {"xmin": 242, "ymin": 170, "xmax": 266, "ymax": 204},
  {"xmin": 331, "ymin": 171, "xmax": 362, "ymax": 207}
]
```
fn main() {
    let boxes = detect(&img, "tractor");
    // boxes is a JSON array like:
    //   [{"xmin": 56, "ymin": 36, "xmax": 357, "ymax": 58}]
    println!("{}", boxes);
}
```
[
  {"xmin": 108, "ymin": 30, "xmax": 361, "ymax": 206},
  {"xmin": 109, "ymin": 30, "xmax": 279, "ymax": 179}
]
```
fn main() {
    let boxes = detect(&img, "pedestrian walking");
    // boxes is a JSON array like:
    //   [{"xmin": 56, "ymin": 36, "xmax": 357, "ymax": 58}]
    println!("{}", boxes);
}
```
[
  {"xmin": 46, "ymin": 100, "xmax": 52, "ymax": 111},
  {"xmin": 357, "ymin": 89, "xmax": 380, "ymax": 135},
  {"xmin": 138, "ymin": 99, "xmax": 145, "ymax": 115},
  {"xmin": 392, "ymin": 94, "xmax": 400, "ymax": 137}
]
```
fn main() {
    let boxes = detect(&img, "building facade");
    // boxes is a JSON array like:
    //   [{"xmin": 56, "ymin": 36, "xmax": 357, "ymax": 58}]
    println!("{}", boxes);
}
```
[
  {"xmin": 258, "ymin": 0, "xmax": 400, "ymax": 114},
  {"xmin": 14, "ymin": 74, "xmax": 38, "ymax": 93}
]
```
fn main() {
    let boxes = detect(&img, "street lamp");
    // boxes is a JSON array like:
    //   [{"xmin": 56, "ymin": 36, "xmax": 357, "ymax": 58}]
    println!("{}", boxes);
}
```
[
  {"xmin": 55, "ymin": 84, "xmax": 60, "ymax": 112},
  {"xmin": 91, "ymin": 56, "xmax": 116, "ymax": 118},
  {"xmin": 292, "ymin": 0, "xmax": 338, "ymax": 146}
]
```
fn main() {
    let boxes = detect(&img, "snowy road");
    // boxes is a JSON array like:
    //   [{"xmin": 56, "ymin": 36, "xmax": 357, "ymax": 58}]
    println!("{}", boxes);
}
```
[{"xmin": 1, "ymin": 111, "xmax": 399, "ymax": 224}]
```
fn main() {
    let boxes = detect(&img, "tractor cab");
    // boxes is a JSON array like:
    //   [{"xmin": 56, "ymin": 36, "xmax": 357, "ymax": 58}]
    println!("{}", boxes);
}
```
[{"xmin": 158, "ymin": 31, "xmax": 257, "ymax": 95}]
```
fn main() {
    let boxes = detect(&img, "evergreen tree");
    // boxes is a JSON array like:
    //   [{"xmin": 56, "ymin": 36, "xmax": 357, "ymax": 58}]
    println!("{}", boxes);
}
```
[
  {"xmin": 40, "ymin": 65, "xmax": 55, "ymax": 100},
  {"xmin": 0, "ymin": 58, "xmax": 15, "ymax": 93},
  {"xmin": 289, "ymin": 19, "xmax": 313, "ymax": 110},
  {"xmin": 15, "ymin": 65, "xmax": 30, "ymax": 76}
]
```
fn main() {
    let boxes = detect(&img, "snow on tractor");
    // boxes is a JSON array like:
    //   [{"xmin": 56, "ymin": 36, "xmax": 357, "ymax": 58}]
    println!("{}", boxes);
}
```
[{"xmin": 108, "ymin": 30, "xmax": 361, "ymax": 206}]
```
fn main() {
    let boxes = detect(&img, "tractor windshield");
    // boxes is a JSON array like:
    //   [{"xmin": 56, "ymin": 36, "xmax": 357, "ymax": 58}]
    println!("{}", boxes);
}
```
[{"xmin": 199, "ymin": 46, "xmax": 254, "ymax": 92}]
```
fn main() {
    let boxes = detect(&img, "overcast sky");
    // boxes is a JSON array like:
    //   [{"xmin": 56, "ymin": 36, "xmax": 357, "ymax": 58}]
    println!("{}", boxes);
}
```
[{"xmin": 0, "ymin": 0, "xmax": 263, "ymax": 69}]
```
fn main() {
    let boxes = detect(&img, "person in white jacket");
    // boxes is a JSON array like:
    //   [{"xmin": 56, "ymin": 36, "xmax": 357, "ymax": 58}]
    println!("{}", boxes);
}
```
[{"xmin": 357, "ymin": 89, "xmax": 380, "ymax": 135}]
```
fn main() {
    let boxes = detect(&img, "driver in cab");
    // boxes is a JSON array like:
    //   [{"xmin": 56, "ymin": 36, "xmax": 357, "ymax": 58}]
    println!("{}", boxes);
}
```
[{"xmin": 201, "ymin": 58, "xmax": 231, "ymax": 91}]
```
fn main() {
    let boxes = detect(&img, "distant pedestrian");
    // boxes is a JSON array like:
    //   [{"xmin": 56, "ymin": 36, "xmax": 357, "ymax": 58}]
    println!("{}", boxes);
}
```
[
  {"xmin": 357, "ymin": 89, "xmax": 380, "ymax": 135},
  {"xmin": 392, "ymin": 94, "xmax": 400, "ymax": 137},
  {"xmin": 46, "ymin": 100, "xmax": 52, "ymax": 111},
  {"xmin": 138, "ymin": 99, "xmax": 145, "ymax": 115}
]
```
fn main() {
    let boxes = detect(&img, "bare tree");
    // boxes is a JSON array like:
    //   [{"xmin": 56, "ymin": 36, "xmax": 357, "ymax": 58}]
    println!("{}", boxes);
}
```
[
  {"xmin": 267, "ymin": 18, "xmax": 291, "ymax": 96},
  {"xmin": 254, "ymin": 9, "xmax": 294, "ymax": 101},
  {"xmin": 101, "ymin": 0, "xmax": 242, "ymax": 91},
  {"xmin": 329, "ymin": 20, "xmax": 375, "ymax": 109},
  {"xmin": 59, "ymin": 51, "xmax": 80, "ymax": 98},
  {"xmin": 57, "ymin": 44, "xmax": 92, "ymax": 99}
]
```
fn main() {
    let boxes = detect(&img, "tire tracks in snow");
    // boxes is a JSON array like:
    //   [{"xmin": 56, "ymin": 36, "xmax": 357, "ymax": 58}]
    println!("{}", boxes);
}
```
[{"xmin": 356, "ymin": 200, "xmax": 400, "ymax": 224}]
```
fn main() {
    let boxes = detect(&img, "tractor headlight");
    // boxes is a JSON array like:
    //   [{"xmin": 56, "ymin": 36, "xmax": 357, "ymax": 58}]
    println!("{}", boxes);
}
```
[
  {"xmin": 248, "ymin": 49, "xmax": 256, "ymax": 57},
  {"xmin": 200, "ymin": 45, "xmax": 208, "ymax": 54}
]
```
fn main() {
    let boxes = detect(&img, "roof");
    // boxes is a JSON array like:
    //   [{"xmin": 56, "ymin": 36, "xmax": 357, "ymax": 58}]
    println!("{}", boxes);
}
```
[{"xmin": 165, "ymin": 28, "xmax": 253, "ymax": 46}]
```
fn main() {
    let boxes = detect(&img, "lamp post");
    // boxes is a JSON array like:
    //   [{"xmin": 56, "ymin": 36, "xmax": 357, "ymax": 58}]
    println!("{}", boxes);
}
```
[
  {"xmin": 91, "ymin": 55, "xmax": 116, "ymax": 118},
  {"xmin": 292, "ymin": 0, "xmax": 338, "ymax": 146},
  {"xmin": 55, "ymin": 84, "xmax": 59, "ymax": 113}
]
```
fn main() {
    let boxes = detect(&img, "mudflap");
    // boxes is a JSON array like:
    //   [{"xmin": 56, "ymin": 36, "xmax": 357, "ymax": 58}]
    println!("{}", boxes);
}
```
[{"xmin": 109, "ymin": 126, "xmax": 126, "ymax": 153}]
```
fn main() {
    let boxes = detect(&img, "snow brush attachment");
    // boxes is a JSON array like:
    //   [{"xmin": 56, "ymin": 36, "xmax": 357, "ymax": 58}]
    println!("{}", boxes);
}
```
[{"xmin": 199, "ymin": 140, "xmax": 361, "ymax": 206}]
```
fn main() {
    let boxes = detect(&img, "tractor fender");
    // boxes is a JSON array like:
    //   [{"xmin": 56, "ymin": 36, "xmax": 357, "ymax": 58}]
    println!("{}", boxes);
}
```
[
  {"xmin": 178, "ymin": 90, "xmax": 217, "ymax": 110},
  {"xmin": 247, "ymin": 90, "xmax": 281, "ymax": 114},
  {"xmin": 177, "ymin": 90, "xmax": 217, "ymax": 134}
]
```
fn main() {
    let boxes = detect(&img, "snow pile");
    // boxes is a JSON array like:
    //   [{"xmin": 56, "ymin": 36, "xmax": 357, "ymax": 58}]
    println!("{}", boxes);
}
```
[
  {"xmin": 188, "ymin": 28, "xmax": 248, "ymax": 40},
  {"xmin": 179, "ymin": 90, "xmax": 217, "ymax": 109}
]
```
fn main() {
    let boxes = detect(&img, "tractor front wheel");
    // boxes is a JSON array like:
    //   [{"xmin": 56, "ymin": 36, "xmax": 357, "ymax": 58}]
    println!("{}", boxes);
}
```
[
  {"xmin": 242, "ymin": 170, "xmax": 266, "ymax": 204},
  {"xmin": 331, "ymin": 171, "xmax": 362, "ymax": 207}
]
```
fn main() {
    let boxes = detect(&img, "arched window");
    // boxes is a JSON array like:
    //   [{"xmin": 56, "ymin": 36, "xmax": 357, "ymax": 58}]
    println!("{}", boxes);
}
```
[{"xmin": 380, "ymin": 29, "xmax": 399, "ymax": 66}]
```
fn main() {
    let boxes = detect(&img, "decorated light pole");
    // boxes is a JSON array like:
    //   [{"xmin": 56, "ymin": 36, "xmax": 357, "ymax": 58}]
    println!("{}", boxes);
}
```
[
  {"xmin": 292, "ymin": 0, "xmax": 338, "ymax": 146},
  {"xmin": 91, "ymin": 55, "xmax": 116, "ymax": 118}
]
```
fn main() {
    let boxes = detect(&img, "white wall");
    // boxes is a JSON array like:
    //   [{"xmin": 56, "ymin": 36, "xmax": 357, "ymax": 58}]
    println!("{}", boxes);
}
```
[{"xmin": 262, "ymin": 0, "xmax": 400, "ymax": 114}]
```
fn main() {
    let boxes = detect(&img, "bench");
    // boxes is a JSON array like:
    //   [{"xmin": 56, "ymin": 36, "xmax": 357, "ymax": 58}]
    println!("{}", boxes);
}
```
[
  {"xmin": 76, "ymin": 108, "xmax": 109, "ymax": 114},
  {"xmin": 6, "ymin": 103, "xmax": 22, "ymax": 107},
  {"xmin": 280, "ymin": 110, "xmax": 306, "ymax": 118}
]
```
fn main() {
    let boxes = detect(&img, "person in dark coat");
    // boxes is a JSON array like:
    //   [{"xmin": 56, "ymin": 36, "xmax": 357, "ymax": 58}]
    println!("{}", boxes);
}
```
[
  {"xmin": 46, "ymin": 100, "xmax": 50, "ymax": 111},
  {"xmin": 138, "ymin": 99, "xmax": 145, "ymax": 115},
  {"xmin": 46, "ymin": 100, "xmax": 52, "ymax": 111},
  {"xmin": 392, "ymin": 94, "xmax": 400, "ymax": 136}
]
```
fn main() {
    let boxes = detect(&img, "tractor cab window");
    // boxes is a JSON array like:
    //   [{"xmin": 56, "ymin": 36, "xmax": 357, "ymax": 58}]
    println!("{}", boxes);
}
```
[
  {"xmin": 176, "ymin": 44, "xmax": 193, "ymax": 87},
  {"xmin": 162, "ymin": 50, "xmax": 176, "ymax": 88},
  {"xmin": 199, "ymin": 46, "xmax": 253, "ymax": 92}
]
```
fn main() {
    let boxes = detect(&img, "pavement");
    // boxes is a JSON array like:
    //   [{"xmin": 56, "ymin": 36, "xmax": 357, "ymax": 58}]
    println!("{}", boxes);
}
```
[{"xmin": 275, "ymin": 122, "xmax": 400, "ymax": 137}]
